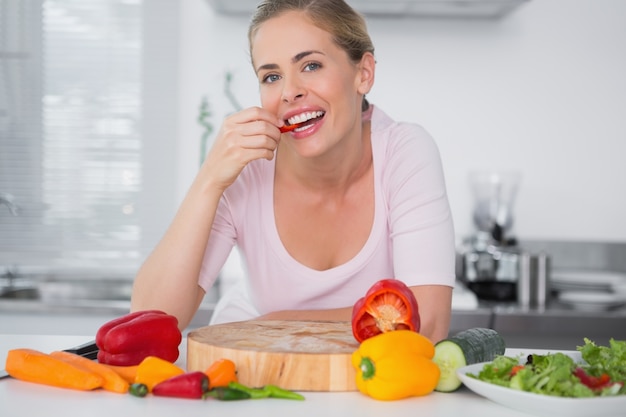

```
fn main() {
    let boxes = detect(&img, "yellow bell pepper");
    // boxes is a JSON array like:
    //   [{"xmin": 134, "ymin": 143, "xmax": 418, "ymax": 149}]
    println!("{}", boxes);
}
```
[{"xmin": 351, "ymin": 330, "xmax": 440, "ymax": 401}]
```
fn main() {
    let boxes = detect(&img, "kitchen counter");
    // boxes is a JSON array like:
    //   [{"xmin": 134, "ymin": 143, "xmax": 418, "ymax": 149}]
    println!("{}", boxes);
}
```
[
  {"xmin": 1, "ymin": 279, "xmax": 624, "ymax": 348},
  {"xmin": 0, "ymin": 334, "xmax": 543, "ymax": 417}
]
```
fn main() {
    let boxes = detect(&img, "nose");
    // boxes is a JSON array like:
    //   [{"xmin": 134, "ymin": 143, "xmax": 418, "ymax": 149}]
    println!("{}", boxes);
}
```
[{"xmin": 281, "ymin": 77, "xmax": 305, "ymax": 103}]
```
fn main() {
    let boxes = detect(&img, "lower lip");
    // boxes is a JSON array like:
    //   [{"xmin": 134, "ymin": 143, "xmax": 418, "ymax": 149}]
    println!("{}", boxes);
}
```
[{"xmin": 287, "ymin": 118, "xmax": 323, "ymax": 138}]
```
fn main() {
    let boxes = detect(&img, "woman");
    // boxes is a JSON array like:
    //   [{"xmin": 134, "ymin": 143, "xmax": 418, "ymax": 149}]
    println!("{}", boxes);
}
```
[{"xmin": 131, "ymin": 0, "xmax": 456, "ymax": 343}]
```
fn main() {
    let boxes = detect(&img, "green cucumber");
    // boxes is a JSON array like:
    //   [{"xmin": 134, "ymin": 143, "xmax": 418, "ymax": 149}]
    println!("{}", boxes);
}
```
[{"xmin": 433, "ymin": 327, "xmax": 505, "ymax": 392}]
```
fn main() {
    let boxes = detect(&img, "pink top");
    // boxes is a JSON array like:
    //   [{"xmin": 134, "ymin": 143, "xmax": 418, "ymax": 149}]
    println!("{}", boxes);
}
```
[{"xmin": 199, "ymin": 106, "xmax": 456, "ymax": 324}]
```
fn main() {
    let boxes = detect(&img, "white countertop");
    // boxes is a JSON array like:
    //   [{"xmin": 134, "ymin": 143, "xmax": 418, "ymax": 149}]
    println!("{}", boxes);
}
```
[{"xmin": 0, "ymin": 333, "xmax": 536, "ymax": 417}]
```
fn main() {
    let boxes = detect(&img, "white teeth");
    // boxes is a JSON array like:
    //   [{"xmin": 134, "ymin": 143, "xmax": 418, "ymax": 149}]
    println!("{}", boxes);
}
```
[{"xmin": 287, "ymin": 111, "xmax": 325, "ymax": 125}]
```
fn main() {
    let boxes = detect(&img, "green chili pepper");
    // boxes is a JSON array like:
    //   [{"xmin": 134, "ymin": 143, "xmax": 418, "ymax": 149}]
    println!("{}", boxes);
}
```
[
  {"xmin": 128, "ymin": 382, "xmax": 149, "ymax": 398},
  {"xmin": 227, "ymin": 381, "xmax": 305, "ymax": 401},
  {"xmin": 204, "ymin": 386, "xmax": 251, "ymax": 401},
  {"xmin": 264, "ymin": 384, "xmax": 306, "ymax": 400}
]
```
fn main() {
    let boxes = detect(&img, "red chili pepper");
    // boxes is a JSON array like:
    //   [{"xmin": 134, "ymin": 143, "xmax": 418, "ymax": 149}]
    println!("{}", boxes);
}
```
[
  {"xmin": 279, "ymin": 120, "xmax": 308, "ymax": 132},
  {"xmin": 95, "ymin": 310, "xmax": 182, "ymax": 366},
  {"xmin": 152, "ymin": 371, "xmax": 209, "ymax": 400},
  {"xmin": 573, "ymin": 367, "xmax": 613, "ymax": 390},
  {"xmin": 351, "ymin": 279, "xmax": 421, "ymax": 343}
]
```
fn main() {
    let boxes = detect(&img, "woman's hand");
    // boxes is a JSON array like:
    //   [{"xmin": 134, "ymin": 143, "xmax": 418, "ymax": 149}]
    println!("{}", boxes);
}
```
[{"xmin": 202, "ymin": 106, "xmax": 283, "ymax": 192}]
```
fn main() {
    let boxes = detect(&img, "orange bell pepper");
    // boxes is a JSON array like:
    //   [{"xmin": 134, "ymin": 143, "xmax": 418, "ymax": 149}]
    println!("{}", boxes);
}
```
[
  {"xmin": 351, "ymin": 330, "xmax": 439, "ymax": 401},
  {"xmin": 204, "ymin": 358, "xmax": 238, "ymax": 389},
  {"xmin": 134, "ymin": 356, "xmax": 185, "ymax": 391}
]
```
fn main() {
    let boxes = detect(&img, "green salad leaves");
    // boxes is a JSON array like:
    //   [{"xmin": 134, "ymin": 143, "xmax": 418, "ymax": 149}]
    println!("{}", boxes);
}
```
[{"xmin": 469, "ymin": 338, "xmax": 626, "ymax": 398}]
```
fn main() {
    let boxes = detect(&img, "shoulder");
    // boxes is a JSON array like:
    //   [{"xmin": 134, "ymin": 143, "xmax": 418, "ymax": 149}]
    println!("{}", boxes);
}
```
[{"xmin": 370, "ymin": 106, "xmax": 442, "ymax": 167}]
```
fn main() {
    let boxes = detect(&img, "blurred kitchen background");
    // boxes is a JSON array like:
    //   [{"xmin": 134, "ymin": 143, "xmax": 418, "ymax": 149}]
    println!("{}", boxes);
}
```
[{"xmin": 1, "ymin": 0, "xmax": 625, "ymax": 345}]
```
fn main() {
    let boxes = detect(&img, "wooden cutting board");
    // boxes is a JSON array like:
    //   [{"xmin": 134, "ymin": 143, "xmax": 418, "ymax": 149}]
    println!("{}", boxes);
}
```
[{"xmin": 186, "ymin": 320, "xmax": 359, "ymax": 392}]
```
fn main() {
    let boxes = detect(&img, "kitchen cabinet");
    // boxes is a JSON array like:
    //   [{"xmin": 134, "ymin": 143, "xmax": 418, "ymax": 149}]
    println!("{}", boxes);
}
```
[{"xmin": 205, "ymin": 0, "xmax": 530, "ymax": 19}]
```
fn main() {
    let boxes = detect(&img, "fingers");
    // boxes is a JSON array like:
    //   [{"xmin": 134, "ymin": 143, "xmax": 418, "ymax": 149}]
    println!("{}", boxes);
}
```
[
  {"xmin": 220, "ymin": 107, "xmax": 283, "ymax": 158},
  {"xmin": 200, "ymin": 107, "xmax": 283, "ymax": 189},
  {"xmin": 227, "ymin": 106, "xmax": 283, "ymax": 137}
]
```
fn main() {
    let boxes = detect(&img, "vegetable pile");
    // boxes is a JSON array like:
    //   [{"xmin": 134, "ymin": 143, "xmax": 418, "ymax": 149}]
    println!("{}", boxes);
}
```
[
  {"xmin": 469, "ymin": 338, "xmax": 626, "ymax": 398},
  {"xmin": 4, "ymin": 310, "xmax": 304, "ymax": 401},
  {"xmin": 350, "ymin": 279, "xmax": 441, "ymax": 401}
]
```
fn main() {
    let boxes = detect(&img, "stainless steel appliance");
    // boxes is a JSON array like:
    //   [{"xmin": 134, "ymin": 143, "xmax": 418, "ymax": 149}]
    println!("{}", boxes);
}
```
[{"xmin": 458, "ymin": 171, "xmax": 530, "ymax": 301}]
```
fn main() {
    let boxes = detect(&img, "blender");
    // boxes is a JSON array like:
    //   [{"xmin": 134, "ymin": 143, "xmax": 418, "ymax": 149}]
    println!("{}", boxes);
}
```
[{"xmin": 459, "ymin": 171, "xmax": 522, "ymax": 301}]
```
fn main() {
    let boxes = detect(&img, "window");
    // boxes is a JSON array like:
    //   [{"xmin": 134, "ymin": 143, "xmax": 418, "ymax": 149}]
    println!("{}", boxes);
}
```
[{"xmin": 0, "ymin": 0, "xmax": 178, "ymax": 274}]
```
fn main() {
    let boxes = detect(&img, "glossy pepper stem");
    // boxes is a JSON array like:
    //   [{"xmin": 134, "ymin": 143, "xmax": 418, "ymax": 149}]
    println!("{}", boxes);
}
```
[
  {"xmin": 128, "ymin": 383, "xmax": 149, "ymax": 397},
  {"xmin": 359, "ymin": 357, "xmax": 376, "ymax": 380}
]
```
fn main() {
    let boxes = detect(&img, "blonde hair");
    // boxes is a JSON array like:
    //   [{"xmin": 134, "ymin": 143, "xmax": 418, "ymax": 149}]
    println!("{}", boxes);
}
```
[{"xmin": 248, "ymin": 0, "xmax": 375, "ymax": 109}]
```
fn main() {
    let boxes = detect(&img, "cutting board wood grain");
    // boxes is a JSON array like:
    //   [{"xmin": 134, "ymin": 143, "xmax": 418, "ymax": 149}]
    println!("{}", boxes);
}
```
[{"xmin": 186, "ymin": 320, "xmax": 359, "ymax": 391}]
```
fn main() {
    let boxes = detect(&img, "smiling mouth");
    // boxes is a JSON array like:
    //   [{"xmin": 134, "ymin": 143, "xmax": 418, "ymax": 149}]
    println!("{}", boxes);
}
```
[{"xmin": 281, "ymin": 111, "xmax": 325, "ymax": 132}]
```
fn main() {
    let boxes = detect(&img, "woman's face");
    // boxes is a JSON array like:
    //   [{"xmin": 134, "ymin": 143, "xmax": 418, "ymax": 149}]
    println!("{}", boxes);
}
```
[{"xmin": 251, "ymin": 11, "xmax": 373, "ymax": 156}]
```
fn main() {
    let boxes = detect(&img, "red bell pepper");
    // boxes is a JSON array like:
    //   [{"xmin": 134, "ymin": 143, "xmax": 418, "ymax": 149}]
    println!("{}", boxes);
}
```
[
  {"xmin": 351, "ymin": 279, "xmax": 420, "ymax": 343},
  {"xmin": 152, "ymin": 371, "xmax": 209, "ymax": 399},
  {"xmin": 95, "ymin": 310, "xmax": 182, "ymax": 366},
  {"xmin": 573, "ymin": 367, "xmax": 613, "ymax": 390}
]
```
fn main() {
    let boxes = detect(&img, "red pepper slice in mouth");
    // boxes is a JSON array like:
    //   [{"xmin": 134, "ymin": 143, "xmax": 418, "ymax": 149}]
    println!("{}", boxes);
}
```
[
  {"xmin": 351, "ymin": 279, "xmax": 421, "ymax": 343},
  {"xmin": 279, "ymin": 113, "xmax": 324, "ymax": 133},
  {"xmin": 279, "ymin": 121, "xmax": 307, "ymax": 133}
]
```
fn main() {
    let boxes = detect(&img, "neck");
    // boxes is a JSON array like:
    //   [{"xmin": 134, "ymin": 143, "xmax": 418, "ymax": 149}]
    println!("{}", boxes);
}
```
[{"xmin": 277, "ymin": 121, "xmax": 372, "ymax": 194}]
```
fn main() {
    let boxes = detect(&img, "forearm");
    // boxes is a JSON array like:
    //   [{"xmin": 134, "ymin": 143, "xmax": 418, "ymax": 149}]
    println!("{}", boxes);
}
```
[
  {"xmin": 410, "ymin": 285, "xmax": 452, "ymax": 343},
  {"xmin": 255, "ymin": 285, "xmax": 451, "ymax": 343},
  {"xmin": 131, "ymin": 172, "xmax": 223, "ymax": 329}
]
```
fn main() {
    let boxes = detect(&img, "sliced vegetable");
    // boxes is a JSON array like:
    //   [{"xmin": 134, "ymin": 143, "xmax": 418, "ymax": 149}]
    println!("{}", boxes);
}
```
[
  {"xmin": 134, "ymin": 355, "xmax": 185, "ymax": 391},
  {"xmin": 351, "ymin": 278, "xmax": 420, "ymax": 343},
  {"xmin": 433, "ymin": 327, "xmax": 506, "ymax": 392},
  {"xmin": 96, "ymin": 310, "xmax": 182, "ymax": 366},
  {"xmin": 152, "ymin": 371, "xmax": 209, "ymax": 399},
  {"xmin": 50, "ymin": 350, "xmax": 129, "ymax": 394},
  {"xmin": 351, "ymin": 330, "xmax": 439, "ymax": 401},
  {"xmin": 5, "ymin": 348, "xmax": 103, "ymax": 391},
  {"xmin": 204, "ymin": 358, "xmax": 238, "ymax": 389},
  {"xmin": 573, "ymin": 367, "xmax": 612, "ymax": 390}
]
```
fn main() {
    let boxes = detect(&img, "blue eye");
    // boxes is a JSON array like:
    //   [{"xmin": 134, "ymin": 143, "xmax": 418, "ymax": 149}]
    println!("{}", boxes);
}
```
[
  {"xmin": 262, "ymin": 73, "xmax": 281, "ymax": 84},
  {"xmin": 304, "ymin": 62, "xmax": 321, "ymax": 72}
]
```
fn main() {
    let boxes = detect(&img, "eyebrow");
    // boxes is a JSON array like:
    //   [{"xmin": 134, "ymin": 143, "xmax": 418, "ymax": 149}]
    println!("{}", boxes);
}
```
[{"xmin": 255, "ymin": 50, "xmax": 323, "ymax": 74}]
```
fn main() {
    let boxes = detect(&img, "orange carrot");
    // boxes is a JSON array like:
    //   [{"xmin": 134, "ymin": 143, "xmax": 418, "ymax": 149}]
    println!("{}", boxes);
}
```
[
  {"xmin": 5, "ymin": 348, "xmax": 103, "ymax": 391},
  {"xmin": 134, "ymin": 356, "xmax": 185, "ymax": 391},
  {"xmin": 204, "ymin": 358, "xmax": 238, "ymax": 389},
  {"xmin": 100, "ymin": 363, "xmax": 140, "ymax": 384},
  {"xmin": 50, "ymin": 351, "xmax": 129, "ymax": 394}
]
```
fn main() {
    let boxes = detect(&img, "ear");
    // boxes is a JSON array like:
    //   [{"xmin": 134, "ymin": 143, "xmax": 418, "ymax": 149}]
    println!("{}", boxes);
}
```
[{"xmin": 356, "ymin": 52, "xmax": 375, "ymax": 95}]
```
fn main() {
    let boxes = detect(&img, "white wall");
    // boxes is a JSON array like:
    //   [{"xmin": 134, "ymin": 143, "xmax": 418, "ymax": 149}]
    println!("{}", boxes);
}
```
[{"xmin": 176, "ymin": 0, "xmax": 626, "ymax": 243}]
